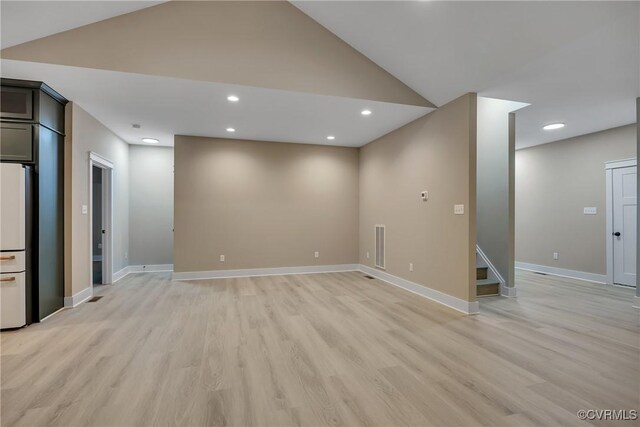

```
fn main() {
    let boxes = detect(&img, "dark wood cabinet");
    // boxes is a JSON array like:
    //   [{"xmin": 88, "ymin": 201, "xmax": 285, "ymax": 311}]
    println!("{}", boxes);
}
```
[
  {"xmin": 1, "ymin": 79, "xmax": 67, "ymax": 323},
  {"xmin": 0, "ymin": 123, "xmax": 34, "ymax": 162},
  {"xmin": 0, "ymin": 87, "xmax": 33, "ymax": 120}
]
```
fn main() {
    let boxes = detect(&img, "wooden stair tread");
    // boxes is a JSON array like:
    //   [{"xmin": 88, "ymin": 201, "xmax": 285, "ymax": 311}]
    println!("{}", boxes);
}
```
[{"xmin": 477, "ymin": 279, "xmax": 499, "ymax": 286}]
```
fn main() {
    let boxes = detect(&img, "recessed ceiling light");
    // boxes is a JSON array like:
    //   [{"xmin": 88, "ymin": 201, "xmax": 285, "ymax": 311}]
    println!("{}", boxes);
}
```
[
  {"xmin": 361, "ymin": 109, "xmax": 372, "ymax": 116},
  {"xmin": 226, "ymin": 127, "xmax": 236, "ymax": 132},
  {"xmin": 227, "ymin": 95, "xmax": 239, "ymax": 102},
  {"xmin": 326, "ymin": 135, "xmax": 335, "ymax": 140},
  {"xmin": 141, "ymin": 138, "xmax": 159, "ymax": 144},
  {"xmin": 543, "ymin": 122, "xmax": 565, "ymax": 130}
]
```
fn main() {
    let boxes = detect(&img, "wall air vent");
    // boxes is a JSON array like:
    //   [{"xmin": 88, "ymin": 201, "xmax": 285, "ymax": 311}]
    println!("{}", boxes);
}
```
[{"xmin": 375, "ymin": 224, "xmax": 386, "ymax": 270}]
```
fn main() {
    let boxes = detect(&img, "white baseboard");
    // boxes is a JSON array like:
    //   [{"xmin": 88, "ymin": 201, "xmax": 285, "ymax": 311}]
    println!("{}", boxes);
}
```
[
  {"xmin": 515, "ymin": 262, "xmax": 607, "ymax": 284},
  {"xmin": 64, "ymin": 286, "xmax": 93, "ymax": 308},
  {"xmin": 501, "ymin": 286, "xmax": 517, "ymax": 297},
  {"xmin": 358, "ymin": 265, "xmax": 479, "ymax": 315},
  {"xmin": 172, "ymin": 264, "xmax": 359, "ymax": 281},
  {"xmin": 112, "ymin": 266, "xmax": 129, "ymax": 282},
  {"xmin": 113, "ymin": 264, "xmax": 174, "ymax": 283},
  {"xmin": 128, "ymin": 264, "xmax": 174, "ymax": 273}
]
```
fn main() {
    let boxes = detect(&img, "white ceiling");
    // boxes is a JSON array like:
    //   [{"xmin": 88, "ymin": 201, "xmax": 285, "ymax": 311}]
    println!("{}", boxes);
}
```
[
  {"xmin": 1, "ymin": 1, "xmax": 637, "ymax": 149},
  {"xmin": 1, "ymin": 60, "xmax": 432, "ymax": 147},
  {"xmin": 293, "ymin": 1, "xmax": 640, "ymax": 148},
  {"xmin": 0, "ymin": 1, "xmax": 166, "ymax": 49}
]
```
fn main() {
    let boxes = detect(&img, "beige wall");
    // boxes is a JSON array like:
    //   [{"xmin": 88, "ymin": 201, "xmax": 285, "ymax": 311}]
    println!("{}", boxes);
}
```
[
  {"xmin": 65, "ymin": 103, "xmax": 130, "ymax": 297},
  {"xmin": 1, "ymin": 1, "xmax": 430, "ymax": 107},
  {"xmin": 129, "ymin": 145, "xmax": 174, "ymax": 266},
  {"xmin": 515, "ymin": 124, "xmax": 636, "ymax": 275},
  {"xmin": 173, "ymin": 136, "xmax": 359, "ymax": 272},
  {"xmin": 359, "ymin": 94, "xmax": 477, "ymax": 302}
]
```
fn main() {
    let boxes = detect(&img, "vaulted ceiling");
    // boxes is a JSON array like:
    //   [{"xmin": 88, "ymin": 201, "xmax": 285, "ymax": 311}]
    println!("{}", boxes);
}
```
[
  {"xmin": 293, "ymin": 1, "xmax": 640, "ymax": 148},
  {"xmin": 1, "ymin": 1, "xmax": 638, "ymax": 149}
]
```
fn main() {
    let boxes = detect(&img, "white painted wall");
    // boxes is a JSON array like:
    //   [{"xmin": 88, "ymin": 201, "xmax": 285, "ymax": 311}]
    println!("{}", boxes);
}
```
[{"xmin": 129, "ymin": 145, "xmax": 174, "ymax": 266}]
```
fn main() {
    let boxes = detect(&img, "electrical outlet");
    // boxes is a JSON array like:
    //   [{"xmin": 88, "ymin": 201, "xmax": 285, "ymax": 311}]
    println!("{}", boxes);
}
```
[
  {"xmin": 98, "ymin": 243, "xmax": 102, "ymax": 249},
  {"xmin": 124, "ymin": 252, "xmax": 128, "ymax": 260},
  {"xmin": 553, "ymin": 252, "xmax": 559, "ymax": 260},
  {"xmin": 220, "ymin": 255, "xmax": 225, "ymax": 262},
  {"xmin": 409, "ymin": 263, "xmax": 413, "ymax": 272},
  {"xmin": 366, "ymin": 251, "xmax": 370, "ymax": 259},
  {"xmin": 314, "ymin": 251, "xmax": 319, "ymax": 258},
  {"xmin": 454, "ymin": 204, "xmax": 465, "ymax": 215}
]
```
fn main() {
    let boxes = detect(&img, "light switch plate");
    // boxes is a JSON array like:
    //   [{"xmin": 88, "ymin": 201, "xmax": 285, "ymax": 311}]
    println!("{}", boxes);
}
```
[
  {"xmin": 454, "ymin": 204, "xmax": 465, "ymax": 215},
  {"xmin": 81, "ymin": 205, "xmax": 88, "ymax": 215},
  {"xmin": 583, "ymin": 207, "xmax": 597, "ymax": 215}
]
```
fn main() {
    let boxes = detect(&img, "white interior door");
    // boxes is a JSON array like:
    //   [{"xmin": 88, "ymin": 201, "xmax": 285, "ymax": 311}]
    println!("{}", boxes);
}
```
[{"xmin": 612, "ymin": 166, "xmax": 637, "ymax": 287}]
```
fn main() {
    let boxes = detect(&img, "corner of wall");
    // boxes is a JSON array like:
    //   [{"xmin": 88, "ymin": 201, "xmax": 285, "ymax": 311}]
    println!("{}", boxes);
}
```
[{"xmin": 468, "ymin": 93, "xmax": 478, "ymax": 303}]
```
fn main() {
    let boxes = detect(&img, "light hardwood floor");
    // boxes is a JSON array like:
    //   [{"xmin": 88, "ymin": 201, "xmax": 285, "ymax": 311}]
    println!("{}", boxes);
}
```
[{"xmin": 1, "ymin": 270, "xmax": 638, "ymax": 426}]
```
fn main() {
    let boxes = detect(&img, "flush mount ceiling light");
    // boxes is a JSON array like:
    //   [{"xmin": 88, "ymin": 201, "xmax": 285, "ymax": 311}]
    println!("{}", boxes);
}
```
[
  {"xmin": 227, "ymin": 95, "xmax": 239, "ymax": 102},
  {"xmin": 226, "ymin": 127, "xmax": 236, "ymax": 132},
  {"xmin": 326, "ymin": 135, "xmax": 335, "ymax": 140},
  {"xmin": 141, "ymin": 138, "xmax": 159, "ymax": 144},
  {"xmin": 361, "ymin": 109, "xmax": 372, "ymax": 116},
  {"xmin": 543, "ymin": 122, "xmax": 565, "ymax": 130}
]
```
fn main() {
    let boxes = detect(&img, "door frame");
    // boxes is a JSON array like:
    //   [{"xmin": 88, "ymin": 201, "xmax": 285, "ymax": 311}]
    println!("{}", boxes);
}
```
[
  {"xmin": 605, "ymin": 158, "xmax": 637, "ymax": 286},
  {"xmin": 88, "ymin": 152, "xmax": 114, "ymax": 286}
]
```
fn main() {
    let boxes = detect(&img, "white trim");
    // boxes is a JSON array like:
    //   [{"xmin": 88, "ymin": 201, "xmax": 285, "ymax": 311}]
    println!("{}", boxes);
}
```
[
  {"xmin": 476, "ymin": 245, "xmax": 508, "ymax": 293},
  {"xmin": 128, "ymin": 264, "xmax": 174, "ymax": 273},
  {"xmin": 113, "ymin": 266, "xmax": 129, "ymax": 283},
  {"xmin": 359, "ymin": 264, "xmax": 479, "ymax": 315},
  {"xmin": 515, "ymin": 262, "xmax": 607, "ymax": 284},
  {"xmin": 604, "ymin": 158, "xmax": 636, "ymax": 170},
  {"xmin": 173, "ymin": 264, "xmax": 359, "ymax": 281},
  {"xmin": 88, "ymin": 152, "xmax": 114, "ymax": 286},
  {"xmin": 63, "ymin": 286, "xmax": 93, "ymax": 308},
  {"xmin": 172, "ymin": 263, "xmax": 478, "ymax": 315},
  {"xmin": 112, "ymin": 264, "xmax": 174, "ymax": 282},
  {"xmin": 633, "ymin": 296, "xmax": 640, "ymax": 309},
  {"xmin": 501, "ymin": 286, "xmax": 517, "ymax": 297},
  {"xmin": 605, "ymin": 159, "xmax": 637, "ymax": 287},
  {"xmin": 89, "ymin": 152, "xmax": 114, "ymax": 169},
  {"xmin": 40, "ymin": 307, "xmax": 66, "ymax": 321},
  {"xmin": 606, "ymin": 167, "xmax": 614, "ymax": 285}
]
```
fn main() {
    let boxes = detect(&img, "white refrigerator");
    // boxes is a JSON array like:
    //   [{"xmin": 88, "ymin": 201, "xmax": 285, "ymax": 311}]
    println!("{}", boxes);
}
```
[{"xmin": 0, "ymin": 163, "xmax": 27, "ymax": 329}]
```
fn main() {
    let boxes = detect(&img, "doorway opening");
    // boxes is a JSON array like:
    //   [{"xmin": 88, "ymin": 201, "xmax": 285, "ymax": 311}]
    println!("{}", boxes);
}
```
[
  {"xmin": 92, "ymin": 165, "xmax": 103, "ymax": 285},
  {"xmin": 89, "ymin": 153, "xmax": 114, "ymax": 286},
  {"xmin": 606, "ymin": 159, "xmax": 637, "ymax": 287}
]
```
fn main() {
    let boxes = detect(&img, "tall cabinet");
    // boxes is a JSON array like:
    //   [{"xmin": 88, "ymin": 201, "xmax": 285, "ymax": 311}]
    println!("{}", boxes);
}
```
[{"xmin": 1, "ymin": 78, "xmax": 67, "ymax": 323}]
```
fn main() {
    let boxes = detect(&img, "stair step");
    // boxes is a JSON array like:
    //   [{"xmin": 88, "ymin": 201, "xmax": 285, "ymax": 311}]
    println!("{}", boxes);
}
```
[
  {"xmin": 477, "ymin": 279, "xmax": 500, "ymax": 297},
  {"xmin": 476, "ymin": 266, "xmax": 488, "ymax": 280}
]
